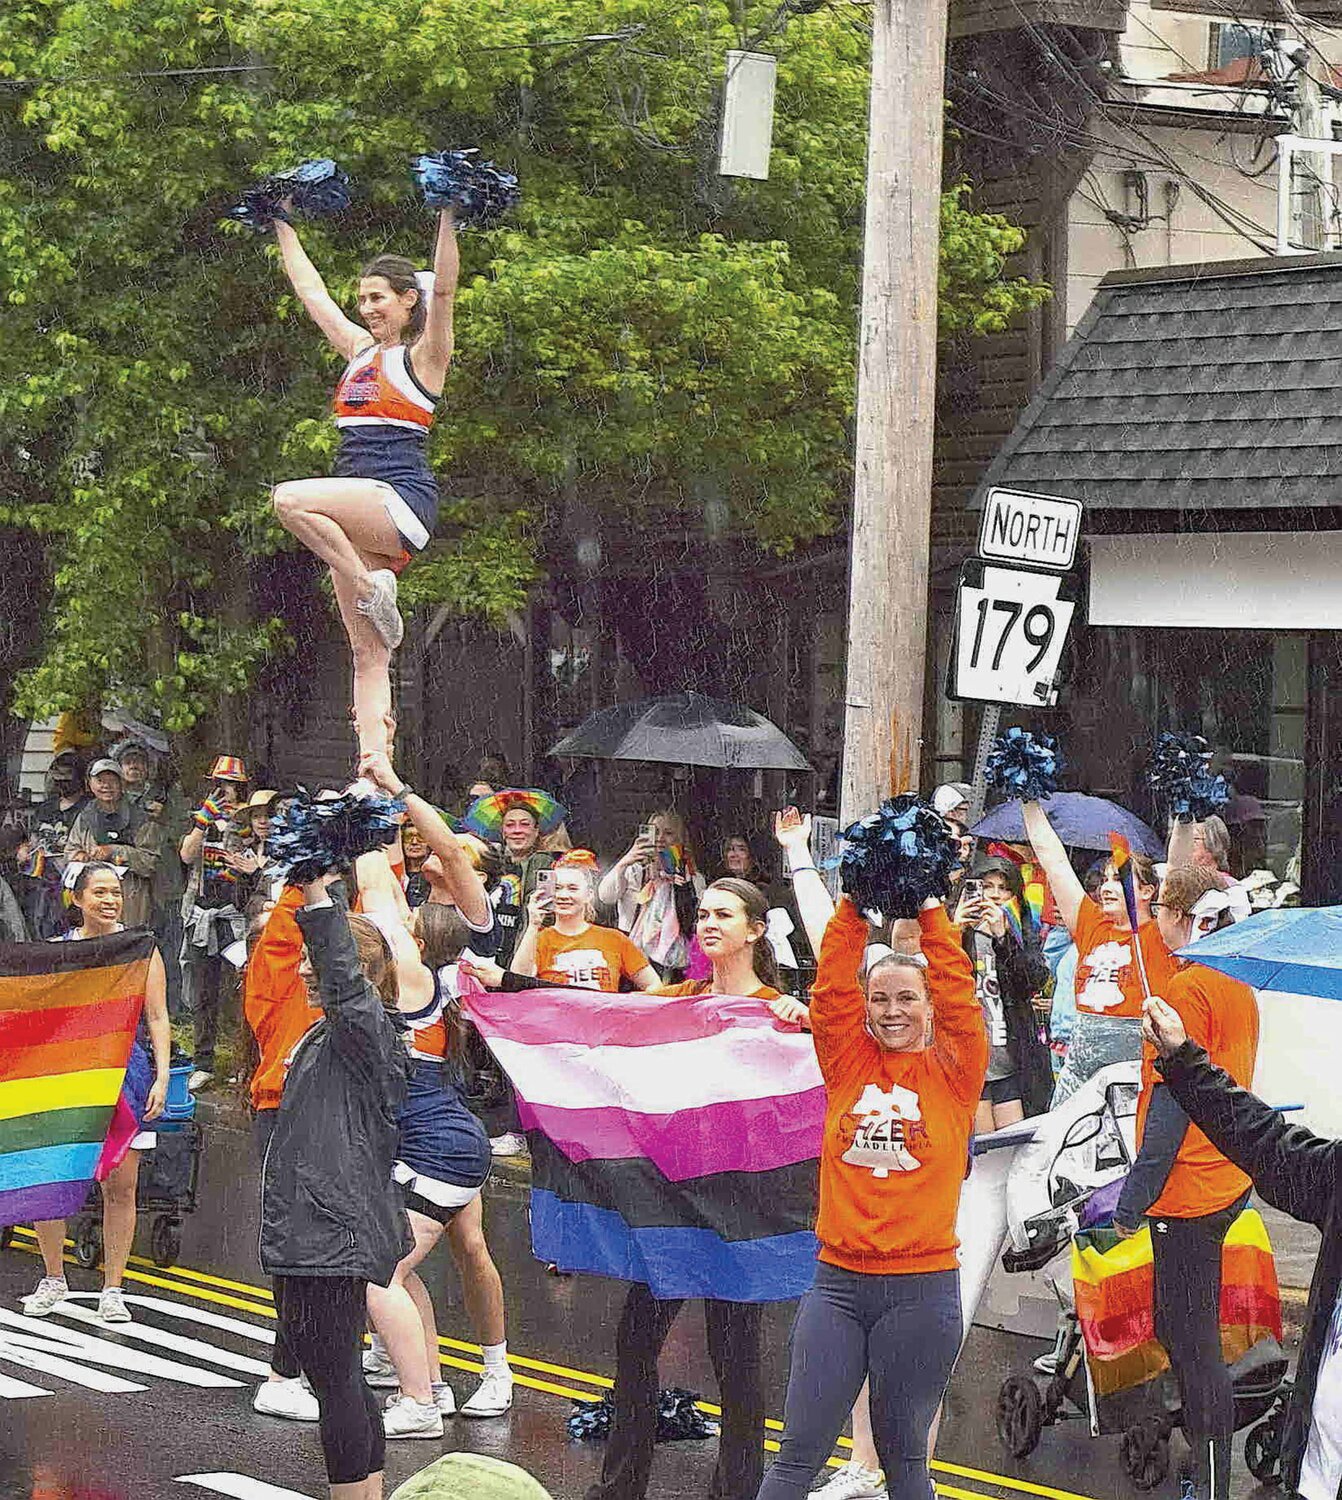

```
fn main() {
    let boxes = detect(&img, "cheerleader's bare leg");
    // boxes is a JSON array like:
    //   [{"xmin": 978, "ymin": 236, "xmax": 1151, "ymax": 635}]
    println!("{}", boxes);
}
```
[
  {"xmin": 272, "ymin": 477, "xmax": 404, "ymax": 597},
  {"xmin": 331, "ymin": 569, "xmax": 394, "ymax": 760}
]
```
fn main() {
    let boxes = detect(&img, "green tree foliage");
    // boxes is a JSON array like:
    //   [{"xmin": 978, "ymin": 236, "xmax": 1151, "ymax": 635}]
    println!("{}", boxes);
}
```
[{"xmin": 0, "ymin": 0, "xmax": 1048, "ymax": 730}]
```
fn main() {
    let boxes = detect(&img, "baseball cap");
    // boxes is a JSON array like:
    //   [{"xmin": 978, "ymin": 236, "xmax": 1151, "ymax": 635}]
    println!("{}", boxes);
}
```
[
  {"xmin": 89, "ymin": 758, "xmax": 124, "ymax": 779},
  {"xmin": 932, "ymin": 782, "xmax": 972, "ymax": 818}
]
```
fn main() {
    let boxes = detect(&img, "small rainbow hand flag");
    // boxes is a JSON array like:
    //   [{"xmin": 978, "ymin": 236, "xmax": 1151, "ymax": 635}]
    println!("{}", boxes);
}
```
[
  {"xmin": 1109, "ymin": 832, "xmax": 1151, "ymax": 999},
  {"xmin": 0, "ymin": 930, "xmax": 153, "ymax": 1227}
]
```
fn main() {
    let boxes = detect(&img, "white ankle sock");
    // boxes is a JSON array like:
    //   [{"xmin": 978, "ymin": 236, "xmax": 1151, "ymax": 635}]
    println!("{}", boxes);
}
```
[{"xmin": 482, "ymin": 1341, "xmax": 509, "ymax": 1375}]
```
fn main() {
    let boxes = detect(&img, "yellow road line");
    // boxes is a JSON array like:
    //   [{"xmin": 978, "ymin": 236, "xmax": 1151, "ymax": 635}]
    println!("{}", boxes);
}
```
[{"xmin": 4, "ymin": 1228, "xmax": 1094, "ymax": 1500}]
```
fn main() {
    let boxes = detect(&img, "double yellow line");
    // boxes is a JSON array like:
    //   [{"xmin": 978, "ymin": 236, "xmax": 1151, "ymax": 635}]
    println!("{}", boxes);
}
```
[{"xmin": 3, "ymin": 1227, "xmax": 1095, "ymax": 1500}]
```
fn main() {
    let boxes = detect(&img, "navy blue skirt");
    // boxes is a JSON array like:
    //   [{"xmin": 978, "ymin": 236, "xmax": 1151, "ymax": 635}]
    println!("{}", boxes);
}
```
[{"xmin": 395, "ymin": 1061, "xmax": 490, "ymax": 1191}]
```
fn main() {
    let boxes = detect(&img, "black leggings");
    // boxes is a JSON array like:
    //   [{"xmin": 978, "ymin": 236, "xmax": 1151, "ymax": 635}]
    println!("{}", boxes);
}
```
[
  {"xmin": 1151, "ymin": 1194, "xmax": 1248, "ymax": 1500},
  {"xmin": 758, "ymin": 1262, "xmax": 961, "ymax": 1500},
  {"xmin": 585, "ymin": 1284, "xmax": 763, "ymax": 1500},
  {"xmin": 273, "ymin": 1275, "xmax": 382, "ymax": 1486}
]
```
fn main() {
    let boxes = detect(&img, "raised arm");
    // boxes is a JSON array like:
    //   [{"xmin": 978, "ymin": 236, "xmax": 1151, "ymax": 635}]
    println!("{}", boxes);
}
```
[
  {"xmin": 1166, "ymin": 819, "xmax": 1196, "ymax": 871},
  {"xmin": 359, "ymin": 749, "xmax": 490, "ymax": 929},
  {"xmin": 509, "ymin": 892, "xmax": 547, "ymax": 977},
  {"xmin": 408, "ymin": 209, "xmax": 459, "ymax": 393},
  {"xmin": 809, "ymin": 897, "xmax": 877, "ymax": 1082},
  {"xmin": 920, "ymin": 902, "xmax": 989, "ymax": 1107},
  {"xmin": 773, "ymin": 809, "xmax": 835, "ymax": 957},
  {"xmin": 272, "ymin": 217, "xmax": 369, "ymax": 361},
  {"xmin": 1022, "ymin": 800, "xmax": 1084, "ymax": 933}
]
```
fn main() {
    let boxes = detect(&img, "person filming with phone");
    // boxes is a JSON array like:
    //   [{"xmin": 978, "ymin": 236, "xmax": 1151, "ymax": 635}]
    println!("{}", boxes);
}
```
[
  {"xmin": 597, "ymin": 811, "xmax": 704, "ymax": 980},
  {"xmin": 510, "ymin": 852, "xmax": 659, "ymax": 993}
]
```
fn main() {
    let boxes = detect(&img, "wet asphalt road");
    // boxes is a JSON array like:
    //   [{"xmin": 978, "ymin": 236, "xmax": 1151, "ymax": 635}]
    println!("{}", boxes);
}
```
[{"xmin": 0, "ymin": 1098, "xmax": 1288, "ymax": 1500}]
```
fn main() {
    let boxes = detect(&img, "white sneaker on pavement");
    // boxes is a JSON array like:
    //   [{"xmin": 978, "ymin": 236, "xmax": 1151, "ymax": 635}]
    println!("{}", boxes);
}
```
[
  {"xmin": 252, "ymin": 1376, "xmax": 320, "ymax": 1422},
  {"xmin": 490, "ymin": 1131, "xmax": 527, "ymax": 1158},
  {"xmin": 187, "ymin": 1069, "xmax": 214, "ymax": 1093},
  {"xmin": 431, "ymin": 1381, "xmax": 456, "ymax": 1416},
  {"xmin": 460, "ymin": 1369, "xmax": 514, "ymax": 1418},
  {"xmin": 97, "ymin": 1287, "xmax": 132, "ymax": 1323},
  {"xmin": 22, "ymin": 1277, "xmax": 69, "ymax": 1317},
  {"xmin": 361, "ymin": 1346, "xmax": 401, "ymax": 1388},
  {"xmin": 810, "ymin": 1460, "xmax": 888, "ymax": 1500},
  {"xmin": 382, "ymin": 1393, "xmax": 444, "ymax": 1439},
  {"xmin": 357, "ymin": 569, "xmax": 404, "ymax": 650}
]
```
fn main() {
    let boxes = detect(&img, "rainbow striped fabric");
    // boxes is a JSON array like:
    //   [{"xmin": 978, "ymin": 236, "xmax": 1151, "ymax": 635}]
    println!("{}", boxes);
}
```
[
  {"xmin": 467, "ymin": 984, "xmax": 824, "ymax": 1301},
  {"xmin": 1072, "ymin": 1210, "xmax": 1281, "ymax": 1398},
  {"xmin": 0, "ymin": 930, "xmax": 153, "ymax": 1226}
]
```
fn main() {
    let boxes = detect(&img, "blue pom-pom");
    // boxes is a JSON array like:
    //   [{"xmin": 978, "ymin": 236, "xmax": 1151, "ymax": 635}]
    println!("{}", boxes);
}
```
[
  {"xmin": 1148, "ymin": 732, "xmax": 1230, "ymax": 824},
  {"xmin": 267, "ymin": 787, "xmax": 405, "ymax": 884},
  {"xmin": 566, "ymin": 1389, "xmax": 716, "ymax": 1444},
  {"xmin": 412, "ymin": 149, "xmax": 519, "ymax": 227},
  {"xmin": 228, "ymin": 158, "xmax": 349, "ymax": 231},
  {"xmin": 567, "ymin": 1393, "xmax": 614, "ymax": 1441},
  {"xmin": 984, "ymin": 727, "xmax": 1061, "ymax": 803},
  {"xmin": 831, "ymin": 794, "xmax": 961, "ymax": 921}
]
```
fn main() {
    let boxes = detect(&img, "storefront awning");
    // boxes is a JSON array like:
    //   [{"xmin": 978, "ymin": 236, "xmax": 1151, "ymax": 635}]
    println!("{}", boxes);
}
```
[
  {"xmin": 1090, "ymin": 530, "xmax": 1342, "ymax": 627},
  {"xmin": 970, "ymin": 252, "xmax": 1342, "ymax": 512}
]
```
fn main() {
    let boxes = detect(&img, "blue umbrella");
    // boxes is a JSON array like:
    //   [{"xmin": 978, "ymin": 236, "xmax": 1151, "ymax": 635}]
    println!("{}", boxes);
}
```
[
  {"xmin": 1178, "ymin": 907, "xmax": 1342, "ymax": 1000},
  {"xmin": 970, "ymin": 792, "xmax": 1164, "ymax": 858}
]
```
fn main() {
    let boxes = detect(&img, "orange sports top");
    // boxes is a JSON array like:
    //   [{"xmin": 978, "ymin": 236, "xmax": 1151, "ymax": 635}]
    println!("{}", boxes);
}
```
[
  {"xmin": 811, "ymin": 900, "xmax": 988, "ymax": 1276},
  {"xmin": 244, "ymin": 886, "xmax": 321, "ymax": 1112},
  {"xmin": 1136, "ymin": 962, "xmax": 1259, "ymax": 1218},
  {"xmin": 1073, "ymin": 896, "xmax": 1179, "ymax": 1020}
]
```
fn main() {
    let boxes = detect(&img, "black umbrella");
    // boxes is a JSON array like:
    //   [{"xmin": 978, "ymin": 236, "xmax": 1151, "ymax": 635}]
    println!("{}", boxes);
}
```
[{"xmin": 549, "ymin": 693, "xmax": 811, "ymax": 772}]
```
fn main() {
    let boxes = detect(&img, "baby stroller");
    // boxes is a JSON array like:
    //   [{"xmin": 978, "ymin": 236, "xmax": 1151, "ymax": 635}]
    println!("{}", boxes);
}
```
[
  {"xmin": 992, "ymin": 1063, "xmax": 1292, "ymax": 1490},
  {"xmin": 69, "ymin": 1058, "xmax": 203, "ymax": 1270}
]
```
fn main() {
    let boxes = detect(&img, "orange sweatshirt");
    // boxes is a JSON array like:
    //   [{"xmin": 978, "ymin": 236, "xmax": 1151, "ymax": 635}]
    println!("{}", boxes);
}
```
[
  {"xmin": 811, "ymin": 899, "xmax": 988, "ymax": 1275},
  {"xmin": 244, "ymin": 886, "xmax": 321, "ymax": 1112}
]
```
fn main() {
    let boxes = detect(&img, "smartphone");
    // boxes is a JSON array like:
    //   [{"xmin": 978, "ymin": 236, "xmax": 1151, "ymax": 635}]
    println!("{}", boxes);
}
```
[
  {"xmin": 536, "ymin": 869, "xmax": 556, "ymax": 904},
  {"xmin": 961, "ymin": 878, "xmax": 984, "ymax": 905},
  {"xmin": 638, "ymin": 823, "xmax": 656, "ymax": 844}
]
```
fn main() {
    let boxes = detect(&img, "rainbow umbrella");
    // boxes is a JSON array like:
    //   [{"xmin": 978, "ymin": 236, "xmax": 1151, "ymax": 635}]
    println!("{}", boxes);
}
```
[{"xmin": 464, "ymin": 788, "xmax": 568, "ymax": 840}]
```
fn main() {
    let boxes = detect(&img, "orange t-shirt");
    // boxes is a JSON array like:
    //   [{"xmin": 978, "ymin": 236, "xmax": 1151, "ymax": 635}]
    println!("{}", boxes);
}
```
[
  {"xmin": 535, "ymin": 924, "xmax": 651, "ymax": 992},
  {"xmin": 244, "ymin": 886, "xmax": 321, "ymax": 1112},
  {"xmin": 810, "ymin": 901, "xmax": 988, "ymax": 1276},
  {"xmin": 1136, "ymin": 963, "xmax": 1259, "ymax": 1218},
  {"xmin": 1073, "ymin": 896, "xmax": 1179, "ymax": 1020}
]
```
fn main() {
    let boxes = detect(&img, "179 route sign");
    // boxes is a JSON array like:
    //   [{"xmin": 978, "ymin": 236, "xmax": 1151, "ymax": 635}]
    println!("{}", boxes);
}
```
[{"xmin": 950, "ymin": 561, "xmax": 1076, "ymax": 708}]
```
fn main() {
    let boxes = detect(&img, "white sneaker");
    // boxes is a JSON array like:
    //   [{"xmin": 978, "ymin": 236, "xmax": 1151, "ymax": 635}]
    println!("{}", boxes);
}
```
[
  {"xmin": 810, "ymin": 1460, "xmax": 887, "ymax": 1500},
  {"xmin": 362, "ymin": 1346, "xmax": 400, "ymax": 1388},
  {"xmin": 490, "ymin": 1131, "xmax": 527, "ymax": 1158},
  {"xmin": 357, "ymin": 569, "xmax": 404, "ymax": 650},
  {"xmin": 382, "ymin": 1393, "xmax": 444, "ymax": 1439},
  {"xmin": 98, "ymin": 1287, "xmax": 132, "ymax": 1323},
  {"xmin": 460, "ymin": 1369, "xmax": 513, "ymax": 1418},
  {"xmin": 431, "ymin": 1381, "xmax": 456, "ymax": 1416},
  {"xmin": 252, "ymin": 1376, "xmax": 320, "ymax": 1422},
  {"xmin": 187, "ymin": 1069, "xmax": 214, "ymax": 1093},
  {"xmin": 22, "ymin": 1277, "xmax": 69, "ymax": 1317}
]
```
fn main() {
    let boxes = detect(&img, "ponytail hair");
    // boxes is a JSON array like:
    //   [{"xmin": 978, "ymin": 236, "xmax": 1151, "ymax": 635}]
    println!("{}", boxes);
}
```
[{"xmin": 701, "ymin": 877, "xmax": 780, "ymax": 993}]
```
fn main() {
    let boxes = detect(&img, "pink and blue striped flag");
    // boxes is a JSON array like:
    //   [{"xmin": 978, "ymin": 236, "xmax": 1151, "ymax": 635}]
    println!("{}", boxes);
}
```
[{"xmin": 465, "ymin": 985, "xmax": 825, "ymax": 1301}]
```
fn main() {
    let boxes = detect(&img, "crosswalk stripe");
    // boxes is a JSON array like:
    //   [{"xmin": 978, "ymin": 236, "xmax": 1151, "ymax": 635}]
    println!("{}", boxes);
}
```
[
  {"xmin": 53, "ymin": 1295, "xmax": 272, "ymax": 1376},
  {"xmin": 0, "ymin": 1369, "xmax": 53, "ymax": 1398},
  {"xmin": 80, "ymin": 1289, "xmax": 276, "ymax": 1345},
  {"xmin": 176, "ymin": 1474, "xmax": 315, "ymax": 1500},
  {"xmin": 0, "ymin": 1333, "xmax": 145, "ymax": 1393},
  {"xmin": 0, "ymin": 1307, "xmax": 241, "ymax": 1388}
]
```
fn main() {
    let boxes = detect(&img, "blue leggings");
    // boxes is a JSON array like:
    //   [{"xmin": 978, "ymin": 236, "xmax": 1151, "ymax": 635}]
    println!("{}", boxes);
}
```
[{"xmin": 757, "ymin": 1262, "xmax": 961, "ymax": 1500}]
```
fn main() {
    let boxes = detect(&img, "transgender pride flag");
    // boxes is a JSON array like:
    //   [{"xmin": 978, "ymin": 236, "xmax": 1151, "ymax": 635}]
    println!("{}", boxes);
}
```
[
  {"xmin": 0, "ymin": 930, "xmax": 153, "ymax": 1226},
  {"xmin": 466, "ymin": 986, "xmax": 825, "ymax": 1301}
]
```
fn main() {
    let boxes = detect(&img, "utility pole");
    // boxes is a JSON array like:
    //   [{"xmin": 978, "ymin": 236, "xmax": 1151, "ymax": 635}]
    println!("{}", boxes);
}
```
[
  {"xmin": 1279, "ymin": 0, "xmax": 1330, "ymax": 249},
  {"xmin": 838, "ymin": 0, "xmax": 950, "ymax": 822}
]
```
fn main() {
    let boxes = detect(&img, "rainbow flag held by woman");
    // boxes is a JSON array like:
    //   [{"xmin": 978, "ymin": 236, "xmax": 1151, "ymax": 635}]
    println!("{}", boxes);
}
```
[
  {"xmin": 1072, "ymin": 1210, "xmax": 1282, "ymax": 1397},
  {"xmin": 0, "ymin": 930, "xmax": 154, "ymax": 1227},
  {"xmin": 465, "ymin": 984, "xmax": 824, "ymax": 1301}
]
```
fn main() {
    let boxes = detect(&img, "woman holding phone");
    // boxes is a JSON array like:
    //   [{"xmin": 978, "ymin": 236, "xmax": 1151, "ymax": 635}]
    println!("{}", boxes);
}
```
[
  {"xmin": 597, "ymin": 811, "xmax": 704, "ymax": 977},
  {"xmin": 510, "ymin": 853, "xmax": 658, "ymax": 992}
]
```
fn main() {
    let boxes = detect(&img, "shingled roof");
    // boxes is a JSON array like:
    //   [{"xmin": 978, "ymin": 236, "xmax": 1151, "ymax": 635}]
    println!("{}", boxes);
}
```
[{"xmin": 971, "ymin": 252, "xmax": 1342, "ymax": 511}]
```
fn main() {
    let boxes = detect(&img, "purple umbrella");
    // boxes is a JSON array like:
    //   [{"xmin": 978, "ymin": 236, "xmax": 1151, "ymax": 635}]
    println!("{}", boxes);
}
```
[{"xmin": 970, "ymin": 792, "xmax": 1164, "ymax": 857}]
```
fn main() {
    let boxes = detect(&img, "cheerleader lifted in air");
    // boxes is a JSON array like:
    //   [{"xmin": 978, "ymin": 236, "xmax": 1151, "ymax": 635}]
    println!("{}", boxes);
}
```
[{"xmin": 268, "ymin": 202, "xmax": 458, "ymax": 760}]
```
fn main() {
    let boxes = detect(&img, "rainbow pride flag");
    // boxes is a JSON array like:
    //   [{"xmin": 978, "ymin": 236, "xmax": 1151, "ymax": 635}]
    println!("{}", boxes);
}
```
[
  {"xmin": 0, "ymin": 930, "xmax": 153, "ymax": 1227},
  {"xmin": 466, "ymin": 984, "xmax": 823, "ymax": 1301},
  {"xmin": 1073, "ymin": 1210, "xmax": 1281, "ymax": 1397}
]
